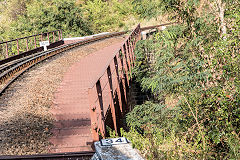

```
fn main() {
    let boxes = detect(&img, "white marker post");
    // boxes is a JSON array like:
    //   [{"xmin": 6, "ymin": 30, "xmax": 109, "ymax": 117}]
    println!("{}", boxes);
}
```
[
  {"xmin": 93, "ymin": 137, "xmax": 144, "ymax": 159},
  {"xmin": 161, "ymin": 26, "xmax": 166, "ymax": 30},
  {"xmin": 40, "ymin": 41, "xmax": 50, "ymax": 51},
  {"xmin": 100, "ymin": 137, "xmax": 129, "ymax": 146}
]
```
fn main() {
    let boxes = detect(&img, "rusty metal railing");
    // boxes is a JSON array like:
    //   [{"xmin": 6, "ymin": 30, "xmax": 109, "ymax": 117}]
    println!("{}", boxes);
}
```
[
  {"xmin": 88, "ymin": 24, "xmax": 141, "ymax": 141},
  {"xmin": 0, "ymin": 30, "xmax": 62, "ymax": 59},
  {"xmin": 140, "ymin": 22, "xmax": 176, "ymax": 31}
]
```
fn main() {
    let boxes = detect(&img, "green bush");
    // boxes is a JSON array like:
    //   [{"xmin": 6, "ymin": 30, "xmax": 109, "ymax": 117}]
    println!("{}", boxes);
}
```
[
  {"xmin": 125, "ymin": 0, "xmax": 240, "ymax": 159},
  {"xmin": 11, "ymin": 0, "xmax": 93, "ymax": 37},
  {"xmin": 82, "ymin": 0, "xmax": 134, "ymax": 32}
]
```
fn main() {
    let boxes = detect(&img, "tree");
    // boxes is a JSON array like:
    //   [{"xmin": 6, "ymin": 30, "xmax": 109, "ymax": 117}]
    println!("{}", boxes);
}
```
[
  {"xmin": 10, "ymin": 0, "xmax": 93, "ymax": 37},
  {"xmin": 126, "ymin": 0, "xmax": 240, "ymax": 159}
]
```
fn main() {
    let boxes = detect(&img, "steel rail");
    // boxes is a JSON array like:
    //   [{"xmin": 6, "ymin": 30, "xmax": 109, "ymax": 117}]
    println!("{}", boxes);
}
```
[
  {"xmin": 0, "ymin": 151, "xmax": 95, "ymax": 160},
  {"xmin": 0, "ymin": 48, "xmax": 52, "ymax": 73}
]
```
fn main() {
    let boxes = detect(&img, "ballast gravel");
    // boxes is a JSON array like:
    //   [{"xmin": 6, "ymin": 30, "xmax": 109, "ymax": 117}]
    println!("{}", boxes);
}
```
[{"xmin": 0, "ymin": 36, "xmax": 125, "ymax": 155}]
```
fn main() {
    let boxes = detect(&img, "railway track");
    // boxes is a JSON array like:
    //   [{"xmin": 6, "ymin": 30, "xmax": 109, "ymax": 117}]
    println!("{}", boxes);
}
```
[
  {"xmin": 0, "ymin": 22, "xmax": 175, "ymax": 95},
  {"xmin": 0, "ymin": 31, "xmax": 126, "ymax": 96}
]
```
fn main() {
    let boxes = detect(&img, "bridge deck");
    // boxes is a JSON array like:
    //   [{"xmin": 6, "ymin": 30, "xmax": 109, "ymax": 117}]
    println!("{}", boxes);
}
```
[{"xmin": 50, "ymin": 42, "xmax": 124, "ymax": 153}]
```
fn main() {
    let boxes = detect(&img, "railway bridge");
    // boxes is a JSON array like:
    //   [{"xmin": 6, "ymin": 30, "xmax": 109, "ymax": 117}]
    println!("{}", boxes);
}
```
[{"xmin": 0, "ymin": 23, "xmax": 171, "ymax": 159}]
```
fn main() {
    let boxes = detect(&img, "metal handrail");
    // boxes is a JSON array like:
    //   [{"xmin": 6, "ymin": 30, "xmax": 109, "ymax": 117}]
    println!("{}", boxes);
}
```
[
  {"xmin": 88, "ymin": 24, "xmax": 141, "ymax": 141},
  {"xmin": 0, "ymin": 30, "xmax": 62, "ymax": 44},
  {"xmin": 140, "ymin": 22, "xmax": 176, "ymax": 31},
  {"xmin": 0, "ymin": 30, "xmax": 62, "ymax": 59},
  {"xmin": 88, "ymin": 24, "xmax": 141, "ymax": 89}
]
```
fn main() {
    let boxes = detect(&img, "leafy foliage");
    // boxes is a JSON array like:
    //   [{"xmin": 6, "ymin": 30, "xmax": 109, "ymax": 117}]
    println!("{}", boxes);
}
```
[
  {"xmin": 124, "ymin": 0, "xmax": 240, "ymax": 159},
  {"xmin": 132, "ymin": 0, "xmax": 162, "ymax": 19},
  {"xmin": 11, "ymin": 0, "xmax": 93, "ymax": 37},
  {"xmin": 0, "ymin": 0, "xmax": 139, "ymax": 41},
  {"xmin": 82, "ymin": 0, "xmax": 134, "ymax": 32}
]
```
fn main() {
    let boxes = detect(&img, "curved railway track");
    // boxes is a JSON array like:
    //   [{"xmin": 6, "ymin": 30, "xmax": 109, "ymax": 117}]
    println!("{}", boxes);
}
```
[
  {"xmin": 0, "ymin": 31, "xmax": 126, "ymax": 96},
  {"xmin": 0, "ymin": 22, "xmax": 175, "ymax": 94}
]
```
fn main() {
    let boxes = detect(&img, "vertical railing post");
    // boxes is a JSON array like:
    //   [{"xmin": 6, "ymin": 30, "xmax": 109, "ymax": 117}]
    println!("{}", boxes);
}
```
[
  {"xmin": 16, "ymin": 39, "xmax": 20, "ymax": 55},
  {"xmin": 26, "ymin": 38, "xmax": 29, "ymax": 51},
  {"xmin": 58, "ymin": 30, "xmax": 61, "ymax": 41},
  {"xmin": 118, "ymin": 50, "xmax": 124, "ymax": 80},
  {"xmin": 127, "ymin": 40, "xmax": 133, "ymax": 69},
  {"xmin": 107, "ymin": 66, "xmax": 118, "ymax": 135},
  {"xmin": 88, "ymin": 88, "xmax": 100, "ymax": 141},
  {"xmin": 96, "ymin": 80, "xmax": 106, "ymax": 138},
  {"xmin": 119, "ymin": 48, "xmax": 128, "ymax": 105},
  {"xmin": 127, "ymin": 40, "xmax": 133, "ymax": 77},
  {"xmin": 53, "ymin": 31, "xmax": 55, "ymax": 42},
  {"xmin": 125, "ymin": 41, "xmax": 131, "ymax": 68},
  {"xmin": 132, "ymin": 38, "xmax": 136, "ymax": 62},
  {"xmin": 129, "ymin": 37, "xmax": 135, "ymax": 66},
  {"xmin": 60, "ymin": 30, "xmax": 63, "ymax": 40},
  {"xmin": 47, "ymin": 32, "xmax": 50, "ymax": 42},
  {"xmin": 129, "ymin": 37, "xmax": 133, "ymax": 59},
  {"xmin": 122, "ymin": 45, "xmax": 130, "ymax": 86},
  {"xmin": 5, "ymin": 42, "xmax": 8, "ymax": 58},
  {"xmin": 124, "ymin": 43, "xmax": 130, "ymax": 71},
  {"xmin": 130, "ymin": 36, "xmax": 134, "ymax": 53},
  {"xmin": 34, "ymin": 36, "xmax": 37, "ymax": 48},
  {"xmin": 114, "ymin": 56, "xmax": 123, "ymax": 113}
]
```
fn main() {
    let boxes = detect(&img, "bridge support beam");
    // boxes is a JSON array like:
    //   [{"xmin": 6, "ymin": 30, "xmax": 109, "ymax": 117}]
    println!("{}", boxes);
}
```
[
  {"xmin": 107, "ymin": 66, "xmax": 118, "ymax": 135},
  {"xmin": 96, "ymin": 81, "xmax": 107, "ymax": 138},
  {"xmin": 114, "ymin": 56, "xmax": 123, "ymax": 114}
]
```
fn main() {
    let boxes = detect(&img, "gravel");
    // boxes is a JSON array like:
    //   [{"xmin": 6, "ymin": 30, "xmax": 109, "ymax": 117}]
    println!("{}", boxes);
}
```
[{"xmin": 0, "ymin": 36, "xmax": 125, "ymax": 155}]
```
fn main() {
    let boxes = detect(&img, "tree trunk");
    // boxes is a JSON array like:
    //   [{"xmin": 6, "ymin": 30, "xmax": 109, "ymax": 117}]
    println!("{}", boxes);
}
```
[{"xmin": 218, "ymin": 0, "xmax": 226, "ymax": 38}]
